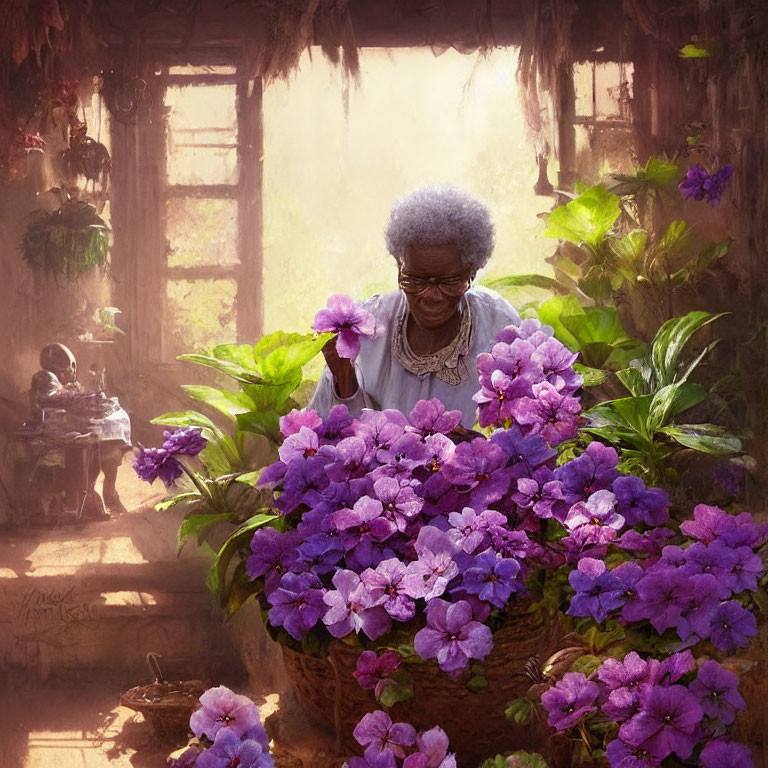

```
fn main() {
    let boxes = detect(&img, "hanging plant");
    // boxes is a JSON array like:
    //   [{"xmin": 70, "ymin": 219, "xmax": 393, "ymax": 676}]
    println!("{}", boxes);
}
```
[
  {"xmin": 57, "ymin": 123, "xmax": 111, "ymax": 189},
  {"xmin": 22, "ymin": 199, "xmax": 110, "ymax": 281}
]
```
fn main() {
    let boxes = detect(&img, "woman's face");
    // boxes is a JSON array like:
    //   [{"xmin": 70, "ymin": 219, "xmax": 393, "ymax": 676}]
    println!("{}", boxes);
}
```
[{"xmin": 400, "ymin": 243, "xmax": 470, "ymax": 330}]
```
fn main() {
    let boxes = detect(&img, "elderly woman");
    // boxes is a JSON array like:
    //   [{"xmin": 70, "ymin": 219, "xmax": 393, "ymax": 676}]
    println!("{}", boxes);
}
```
[{"xmin": 309, "ymin": 185, "xmax": 520, "ymax": 428}]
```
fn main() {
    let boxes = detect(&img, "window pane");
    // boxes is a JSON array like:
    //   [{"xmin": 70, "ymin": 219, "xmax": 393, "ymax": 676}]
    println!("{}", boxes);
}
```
[
  {"xmin": 165, "ymin": 84, "xmax": 237, "ymax": 131},
  {"xmin": 166, "ymin": 198, "xmax": 238, "ymax": 267},
  {"xmin": 164, "ymin": 279, "xmax": 237, "ymax": 356},
  {"xmin": 167, "ymin": 145, "xmax": 238, "ymax": 185},
  {"xmin": 168, "ymin": 65, "xmax": 237, "ymax": 76}
]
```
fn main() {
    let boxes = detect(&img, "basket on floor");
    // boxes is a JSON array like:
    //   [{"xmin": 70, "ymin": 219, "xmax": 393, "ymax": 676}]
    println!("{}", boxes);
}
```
[
  {"xmin": 121, "ymin": 680, "xmax": 207, "ymax": 739},
  {"xmin": 280, "ymin": 601, "xmax": 556, "ymax": 767}
]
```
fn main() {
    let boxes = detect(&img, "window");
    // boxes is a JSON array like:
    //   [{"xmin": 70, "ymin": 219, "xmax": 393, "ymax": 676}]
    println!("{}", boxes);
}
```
[{"xmin": 160, "ymin": 65, "xmax": 261, "ymax": 359}]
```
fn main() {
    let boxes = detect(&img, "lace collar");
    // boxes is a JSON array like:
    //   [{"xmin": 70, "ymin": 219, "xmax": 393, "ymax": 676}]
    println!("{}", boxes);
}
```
[{"xmin": 391, "ymin": 295, "xmax": 472, "ymax": 385}]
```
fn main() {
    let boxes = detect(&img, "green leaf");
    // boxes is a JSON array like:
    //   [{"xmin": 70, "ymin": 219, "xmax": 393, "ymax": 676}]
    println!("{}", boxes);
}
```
[
  {"xmin": 569, "ymin": 654, "xmax": 602, "ymax": 676},
  {"xmin": 505, "ymin": 697, "xmax": 532, "ymax": 724},
  {"xmin": 660, "ymin": 424, "xmax": 742, "ymax": 455},
  {"xmin": 237, "ymin": 410, "xmax": 282, "ymax": 445},
  {"xmin": 541, "ymin": 184, "xmax": 621, "ymax": 252},
  {"xmin": 177, "ymin": 512, "xmax": 229, "ymax": 554},
  {"xmin": 640, "ymin": 156, "xmax": 679, "ymax": 187},
  {"xmin": 573, "ymin": 363, "xmax": 607, "ymax": 387},
  {"xmin": 616, "ymin": 362, "xmax": 652, "ymax": 397},
  {"xmin": 225, "ymin": 560, "xmax": 262, "ymax": 616},
  {"xmin": 211, "ymin": 343, "xmax": 261, "ymax": 372},
  {"xmin": 467, "ymin": 674, "xmax": 488, "ymax": 692},
  {"xmin": 577, "ymin": 265, "xmax": 613, "ymax": 302},
  {"xmin": 680, "ymin": 43, "xmax": 711, "ymax": 58},
  {"xmin": 537, "ymin": 296, "xmax": 584, "ymax": 351},
  {"xmin": 607, "ymin": 395, "xmax": 653, "ymax": 436},
  {"xmin": 647, "ymin": 382, "xmax": 707, "ymax": 432},
  {"xmin": 650, "ymin": 311, "xmax": 726, "ymax": 387},
  {"xmin": 178, "ymin": 353, "xmax": 265, "ymax": 385},
  {"xmin": 255, "ymin": 332, "xmax": 333, "ymax": 383},
  {"xmin": 235, "ymin": 471, "xmax": 262, "ymax": 486},
  {"xmin": 207, "ymin": 513, "xmax": 279, "ymax": 601},
  {"xmin": 484, "ymin": 274, "xmax": 566, "ymax": 293},
  {"xmin": 378, "ymin": 670, "xmax": 414, "ymax": 707},
  {"xmin": 155, "ymin": 492, "xmax": 199, "ymax": 512},
  {"xmin": 504, "ymin": 752, "xmax": 549, "ymax": 768},
  {"xmin": 181, "ymin": 385, "xmax": 254, "ymax": 422}
]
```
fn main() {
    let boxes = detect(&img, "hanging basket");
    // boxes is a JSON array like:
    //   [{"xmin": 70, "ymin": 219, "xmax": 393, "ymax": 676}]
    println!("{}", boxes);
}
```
[{"xmin": 280, "ymin": 601, "xmax": 556, "ymax": 767}]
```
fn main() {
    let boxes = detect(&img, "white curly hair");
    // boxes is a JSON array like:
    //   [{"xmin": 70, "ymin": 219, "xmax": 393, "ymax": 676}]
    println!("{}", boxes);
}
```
[{"xmin": 384, "ymin": 184, "xmax": 496, "ymax": 273}]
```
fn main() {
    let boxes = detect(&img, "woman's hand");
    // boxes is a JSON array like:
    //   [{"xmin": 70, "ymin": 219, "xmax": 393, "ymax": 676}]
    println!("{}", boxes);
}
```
[{"xmin": 322, "ymin": 337, "xmax": 359, "ymax": 398}]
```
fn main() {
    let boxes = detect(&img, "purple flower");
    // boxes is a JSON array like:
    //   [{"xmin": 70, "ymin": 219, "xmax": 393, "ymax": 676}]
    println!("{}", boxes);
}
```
[
  {"xmin": 474, "ymin": 369, "xmax": 522, "ymax": 427},
  {"xmin": 196, "ymin": 729, "xmax": 273, "ymax": 768},
  {"xmin": 133, "ymin": 446, "xmax": 183, "ymax": 487},
  {"xmin": 531, "ymin": 336, "xmax": 582, "ymax": 393},
  {"xmin": 374, "ymin": 433, "xmax": 429, "ymax": 477},
  {"xmin": 556, "ymin": 442, "xmax": 620, "ymax": 503},
  {"xmin": 246, "ymin": 528, "xmax": 301, "ymax": 594},
  {"xmin": 490, "ymin": 425, "xmax": 556, "ymax": 473},
  {"xmin": 353, "ymin": 711, "xmax": 417, "ymax": 758},
  {"xmin": 727, "ymin": 545, "xmax": 764, "ymax": 593},
  {"xmin": 277, "ymin": 454, "xmax": 329, "ymax": 513},
  {"xmin": 700, "ymin": 740, "xmax": 755, "ymax": 768},
  {"xmin": 511, "ymin": 467, "xmax": 566, "ymax": 520},
  {"xmin": 317, "ymin": 404, "xmax": 356, "ymax": 443},
  {"xmin": 361, "ymin": 558, "xmax": 418, "ymax": 621},
  {"xmin": 278, "ymin": 426, "xmax": 320, "ymax": 463},
  {"xmin": 403, "ymin": 726, "xmax": 456, "ymax": 768},
  {"xmin": 312, "ymin": 294, "xmax": 376, "ymax": 359},
  {"xmin": 707, "ymin": 601, "xmax": 757, "ymax": 653},
  {"xmin": 348, "ymin": 748, "xmax": 398, "ymax": 768},
  {"xmin": 162, "ymin": 427, "xmax": 208, "ymax": 457},
  {"xmin": 678, "ymin": 163, "xmax": 733, "ymax": 207},
  {"xmin": 446, "ymin": 507, "xmax": 506, "ymax": 555},
  {"xmin": 567, "ymin": 557, "xmax": 624, "ymax": 622},
  {"xmin": 403, "ymin": 526, "xmax": 460, "ymax": 600},
  {"xmin": 540, "ymin": 672, "xmax": 599, "ymax": 731},
  {"xmin": 168, "ymin": 746, "xmax": 200, "ymax": 768},
  {"xmin": 190, "ymin": 685, "xmax": 263, "ymax": 740},
  {"xmin": 333, "ymin": 496, "xmax": 397, "ymax": 557},
  {"xmin": 681, "ymin": 541, "xmax": 738, "ymax": 598},
  {"xmin": 510, "ymin": 381, "xmax": 581, "ymax": 446},
  {"xmin": 441, "ymin": 438, "xmax": 513, "ymax": 508},
  {"xmin": 689, "ymin": 660, "xmax": 746, "ymax": 724},
  {"xmin": 372, "ymin": 476, "xmax": 423, "ymax": 531},
  {"xmin": 603, "ymin": 687, "xmax": 643, "ymax": 723},
  {"xmin": 605, "ymin": 738, "xmax": 661, "ymax": 768},
  {"xmin": 565, "ymin": 489, "xmax": 625, "ymax": 535},
  {"xmin": 680, "ymin": 505, "xmax": 767, "ymax": 548},
  {"xmin": 296, "ymin": 533, "xmax": 344, "ymax": 574},
  {"xmin": 615, "ymin": 528, "xmax": 675, "ymax": 557},
  {"xmin": 612, "ymin": 562, "xmax": 644, "ymax": 622},
  {"xmin": 612, "ymin": 476, "xmax": 670, "ymax": 527},
  {"xmin": 598, "ymin": 652, "xmax": 654, "ymax": 692},
  {"xmin": 353, "ymin": 650, "xmax": 402, "ymax": 697},
  {"xmin": 649, "ymin": 651, "xmax": 695, "ymax": 686},
  {"xmin": 619, "ymin": 684, "xmax": 703, "ymax": 760},
  {"xmin": 267, "ymin": 572, "xmax": 326, "ymax": 640},
  {"xmin": 414, "ymin": 599, "xmax": 493, "ymax": 675},
  {"xmin": 279, "ymin": 408, "xmax": 322, "ymax": 438},
  {"xmin": 322, "ymin": 569, "xmax": 391, "ymax": 640},
  {"xmin": 358, "ymin": 409, "xmax": 408, "ymax": 455},
  {"xmin": 460, "ymin": 550, "xmax": 522, "ymax": 608},
  {"xmin": 407, "ymin": 399, "xmax": 462, "ymax": 438},
  {"xmin": 626, "ymin": 568, "xmax": 694, "ymax": 634}
]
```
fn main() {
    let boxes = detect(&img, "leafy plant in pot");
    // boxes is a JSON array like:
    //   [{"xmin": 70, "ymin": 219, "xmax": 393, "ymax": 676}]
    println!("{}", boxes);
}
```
[{"xmin": 21, "ymin": 198, "xmax": 110, "ymax": 282}]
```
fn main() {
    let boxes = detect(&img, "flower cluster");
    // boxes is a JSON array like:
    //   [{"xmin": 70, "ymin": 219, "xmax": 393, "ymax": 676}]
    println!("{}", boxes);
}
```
[
  {"xmin": 473, "ymin": 319, "xmax": 582, "ymax": 441},
  {"xmin": 312, "ymin": 293, "xmax": 377, "ymax": 360},
  {"xmin": 541, "ymin": 653, "xmax": 754, "ymax": 768},
  {"xmin": 566, "ymin": 503, "xmax": 765, "ymax": 653},
  {"xmin": 346, "ymin": 711, "xmax": 456, "ymax": 768},
  {"xmin": 167, "ymin": 686, "xmax": 272, "ymax": 768},
  {"xmin": 678, "ymin": 164, "xmax": 734, "ymax": 207},
  {"xmin": 134, "ymin": 427, "xmax": 208, "ymax": 487}
]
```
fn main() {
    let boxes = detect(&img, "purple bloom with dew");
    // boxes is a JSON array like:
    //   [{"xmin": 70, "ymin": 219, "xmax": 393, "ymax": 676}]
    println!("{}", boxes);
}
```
[
  {"xmin": 679, "ymin": 505, "xmax": 767, "ymax": 549},
  {"xmin": 312, "ymin": 293, "xmax": 376, "ymax": 360},
  {"xmin": 353, "ymin": 650, "xmax": 402, "ymax": 697},
  {"xmin": 441, "ymin": 438, "xmax": 513, "ymax": 509},
  {"xmin": 361, "ymin": 558, "xmax": 418, "ymax": 621},
  {"xmin": 162, "ymin": 427, "xmax": 208, "ymax": 457},
  {"xmin": 510, "ymin": 380, "xmax": 581, "ymax": 446},
  {"xmin": 567, "ymin": 556, "xmax": 624, "ymax": 622},
  {"xmin": 414, "ymin": 598, "xmax": 493, "ymax": 675},
  {"xmin": 605, "ymin": 738, "xmax": 661, "ymax": 768},
  {"xmin": 279, "ymin": 407, "xmax": 322, "ymax": 438},
  {"xmin": 195, "ymin": 729, "xmax": 273, "ymax": 768},
  {"xmin": 246, "ymin": 528, "xmax": 301, "ymax": 595},
  {"xmin": 612, "ymin": 476, "xmax": 670, "ymax": 527},
  {"xmin": 446, "ymin": 507, "xmax": 506, "ymax": 555},
  {"xmin": 619, "ymin": 684, "xmax": 703, "ymax": 760},
  {"xmin": 420, "ymin": 433, "xmax": 456, "ymax": 476},
  {"xmin": 267, "ymin": 571, "xmax": 326, "ymax": 640},
  {"xmin": 277, "ymin": 454, "xmax": 329, "ymax": 514},
  {"xmin": 707, "ymin": 600, "xmax": 757, "ymax": 653},
  {"xmin": 190, "ymin": 685, "xmax": 263, "ymax": 741},
  {"xmin": 556, "ymin": 442, "xmax": 620, "ymax": 503},
  {"xmin": 322, "ymin": 569, "xmax": 391, "ymax": 640},
  {"xmin": 700, "ymin": 740, "xmax": 755, "ymax": 768},
  {"xmin": 689, "ymin": 659, "xmax": 746, "ymax": 724},
  {"xmin": 133, "ymin": 446, "xmax": 183, "ymax": 487},
  {"xmin": 540, "ymin": 672, "xmax": 599, "ymax": 732},
  {"xmin": 460, "ymin": 550, "xmax": 522, "ymax": 608},
  {"xmin": 352, "ymin": 710, "xmax": 417, "ymax": 758},
  {"xmin": 407, "ymin": 398, "xmax": 462, "ymax": 438}
]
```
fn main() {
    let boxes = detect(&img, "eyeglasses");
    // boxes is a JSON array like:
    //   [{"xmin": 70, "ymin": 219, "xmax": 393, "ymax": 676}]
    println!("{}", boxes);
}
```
[{"xmin": 398, "ymin": 270, "xmax": 472, "ymax": 297}]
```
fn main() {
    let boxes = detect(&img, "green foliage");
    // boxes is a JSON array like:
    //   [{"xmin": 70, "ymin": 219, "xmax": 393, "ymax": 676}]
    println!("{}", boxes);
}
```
[
  {"xmin": 177, "ymin": 512, "xmax": 230, "ymax": 554},
  {"xmin": 680, "ymin": 43, "xmax": 711, "ymax": 58},
  {"xmin": 505, "ymin": 698, "xmax": 532, "ymax": 725},
  {"xmin": 378, "ymin": 670, "xmax": 414, "ymax": 707}
]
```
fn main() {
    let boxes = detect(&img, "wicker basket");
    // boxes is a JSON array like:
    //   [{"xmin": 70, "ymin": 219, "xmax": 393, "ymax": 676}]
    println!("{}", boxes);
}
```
[
  {"xmin": 281, "ymin": 602, "xmax": 557, "ymax": 767},
  {"xmin": 120, "ymin": 680, "xmax": 207, "ymax": 740}
]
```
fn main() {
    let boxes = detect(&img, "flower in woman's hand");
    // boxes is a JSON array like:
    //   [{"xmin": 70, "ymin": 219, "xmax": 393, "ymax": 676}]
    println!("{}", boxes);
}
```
[{"xmin": 312, "ymin": 294, "xmax": 376, "ymax": 360}]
